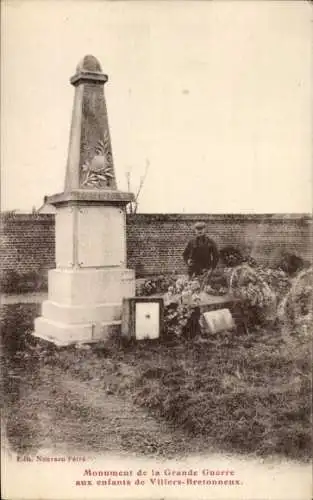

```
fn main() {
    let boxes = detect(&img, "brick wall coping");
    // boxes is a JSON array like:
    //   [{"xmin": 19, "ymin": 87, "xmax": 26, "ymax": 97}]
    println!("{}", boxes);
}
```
[
  {"xmin": 126, "ymin": 214, "xmax": 312, "ymax": 224},
  {"xmin": 0, "ymin": 213, "xmax": 54, "ymax": 224},
  {"xmin": 1, "ymin": 212, "xmax": 312, "ymax": 223}
]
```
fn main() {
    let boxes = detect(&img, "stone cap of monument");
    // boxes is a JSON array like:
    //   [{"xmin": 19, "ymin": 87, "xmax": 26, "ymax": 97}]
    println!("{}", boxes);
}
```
[
  {"xmin": 70, "ymin": 55, "xmax": 108, "ymax": 86},
  {"xmin": 46, "ymin": 189, "xmax": 134, "ymax": 207}
]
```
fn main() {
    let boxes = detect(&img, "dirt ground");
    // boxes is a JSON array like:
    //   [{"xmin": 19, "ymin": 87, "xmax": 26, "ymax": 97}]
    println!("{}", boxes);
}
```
[
  {"xmin": 2, "ymin": 363, "xmax": 312, "ymax": 500},
  {"xmin": 4, "ymin": 360, "xmax": 210, "ymax": 459},
  {"xmin": 1, "ymin": 299, "xmax": 312, "ymax": 499}
]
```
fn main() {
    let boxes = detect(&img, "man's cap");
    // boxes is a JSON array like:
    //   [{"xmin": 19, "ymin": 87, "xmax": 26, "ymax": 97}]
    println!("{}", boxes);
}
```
[{"xmin": 194, "ymin": 222, "xmax": 206, "ymax": 230}]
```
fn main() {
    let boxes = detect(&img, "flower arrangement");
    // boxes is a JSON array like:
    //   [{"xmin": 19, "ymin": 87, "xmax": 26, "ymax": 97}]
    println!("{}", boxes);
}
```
[
  {"xmin": 137, "ymin": 260, "xmax": 311, "ymax": 335},
  {"xmin": 277, "ymin": 267, "xmax": 312, "ymax": 336}
]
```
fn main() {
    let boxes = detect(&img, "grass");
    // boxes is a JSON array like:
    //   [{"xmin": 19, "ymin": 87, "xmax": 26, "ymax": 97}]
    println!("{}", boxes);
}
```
[
  {"xmin": 1, "ymin": 303, "xmax": 312, "ymax": 461},
  {"xmin": 46, "ymin": 327, "xmax": 312, "ymax": 461}
]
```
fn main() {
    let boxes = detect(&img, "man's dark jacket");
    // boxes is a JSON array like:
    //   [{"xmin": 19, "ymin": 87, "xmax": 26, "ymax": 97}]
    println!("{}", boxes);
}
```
[{"xmin": 183, "ymin": 235, "xmax": 219, "ymax": 272}]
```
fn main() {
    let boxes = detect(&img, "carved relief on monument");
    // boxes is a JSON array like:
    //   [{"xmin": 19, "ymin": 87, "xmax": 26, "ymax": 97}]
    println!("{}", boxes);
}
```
[
  {"xmin": 81, "ymin": 135, "xmax": 114, "ymax": 188},
  {"xmin": 79, "ymin": 83, "xmax": 117, "ymax": 189}
]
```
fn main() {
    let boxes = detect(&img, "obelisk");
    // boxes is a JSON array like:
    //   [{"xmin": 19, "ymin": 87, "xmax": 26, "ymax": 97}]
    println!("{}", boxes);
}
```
[{"xmin": 34, "ymin": 55, "xmax": 135, "ymax": 346}]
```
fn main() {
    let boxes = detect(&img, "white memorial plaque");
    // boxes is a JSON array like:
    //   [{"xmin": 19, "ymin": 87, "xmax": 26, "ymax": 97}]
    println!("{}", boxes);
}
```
[
  {"xmin": 77, "ymin": 206, "xmax": 125, "ymax": 267},
  {"xmin": 135, "ymin": 302, "xmax": 160, "ymax": 340},
  {"xmin": 202, "ymin": 308, "xmax": 235, "ymax": 334}
]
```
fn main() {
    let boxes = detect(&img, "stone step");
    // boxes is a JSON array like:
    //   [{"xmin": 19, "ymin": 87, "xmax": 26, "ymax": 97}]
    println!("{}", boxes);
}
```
[
  {"xmin": 42, "ymin": 300, "xmax": 122, "ymax": 324},
  {"xmin": 33, "ymin": 317, "xmax": 121, "ymax": 347}
]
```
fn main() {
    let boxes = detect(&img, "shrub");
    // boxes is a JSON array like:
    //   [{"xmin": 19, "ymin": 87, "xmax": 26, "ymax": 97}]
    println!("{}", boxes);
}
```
[
  {"xmin": 277, "ymin": 252, "xmax": 307, "ymax": 276},
  {"xmin": 0, "ymin": 269, "xmax": 47, "ymax": 294},
  {"xmin": 219, "ymin": 245, "xmax": 258, "ymax": 268},
  {"xmin": 219, "ymin": 246, "xmax": 245, "ymax": 267},
  {"xmin": 0, "ymin": 270, "xmax": 21, "ymax": 294}
]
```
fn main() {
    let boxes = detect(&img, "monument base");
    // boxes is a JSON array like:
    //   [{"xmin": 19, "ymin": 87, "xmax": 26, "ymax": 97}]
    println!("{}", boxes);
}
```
[
  {"xmin": 33, "ymin": 267, "xmax": 135, "ymax": 346},
  {"xmin": 33, "ymin": 317, "xmax": 122, "ymax": 347}
]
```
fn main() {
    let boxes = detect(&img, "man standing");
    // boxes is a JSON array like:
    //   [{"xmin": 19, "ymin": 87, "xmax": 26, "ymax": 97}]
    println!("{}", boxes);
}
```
[{"xmin": 183, "ymin": 222, "xmax": 219, "ymax": 278}]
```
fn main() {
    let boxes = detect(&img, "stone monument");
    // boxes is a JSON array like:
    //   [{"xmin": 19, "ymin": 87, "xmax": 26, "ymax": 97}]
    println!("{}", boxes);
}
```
[{"xmin": 33, "ymin": 55, "xmax": 135, "ymax": 346}]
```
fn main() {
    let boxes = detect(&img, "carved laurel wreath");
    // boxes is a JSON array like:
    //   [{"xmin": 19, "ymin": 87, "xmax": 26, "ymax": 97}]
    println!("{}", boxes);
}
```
[{"xmin": 81, "ymin": 132, "xmax": 114, "ymax": 188}]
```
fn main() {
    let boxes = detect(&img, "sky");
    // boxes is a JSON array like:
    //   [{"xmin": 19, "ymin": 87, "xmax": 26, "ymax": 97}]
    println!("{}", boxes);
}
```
[{"xmin": 1, "ymin": 0, "xmax": 312, "ymax": 213}]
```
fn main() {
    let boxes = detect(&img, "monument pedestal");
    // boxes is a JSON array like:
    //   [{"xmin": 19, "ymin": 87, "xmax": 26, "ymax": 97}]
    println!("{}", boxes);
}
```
[
  {"xmin": 34, "ymin": 267, "xmax": 135, "ymax": 346},
  {"xmin": 33, "ymin": 192, "xmax": 135, "ymax": 346}
]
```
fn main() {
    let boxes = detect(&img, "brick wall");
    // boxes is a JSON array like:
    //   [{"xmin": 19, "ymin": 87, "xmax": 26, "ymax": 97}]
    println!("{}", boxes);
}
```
[
  {"xmin": 1, "ymin": 213, "xmax": 312, "ymax": 283},
  {"xmin": 0, "ymin": 214, "xmax": 55, "ymax": 277},
  {"xmin": 126, "ymin": 214, "xmax": 313, "ymax": 276}
]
